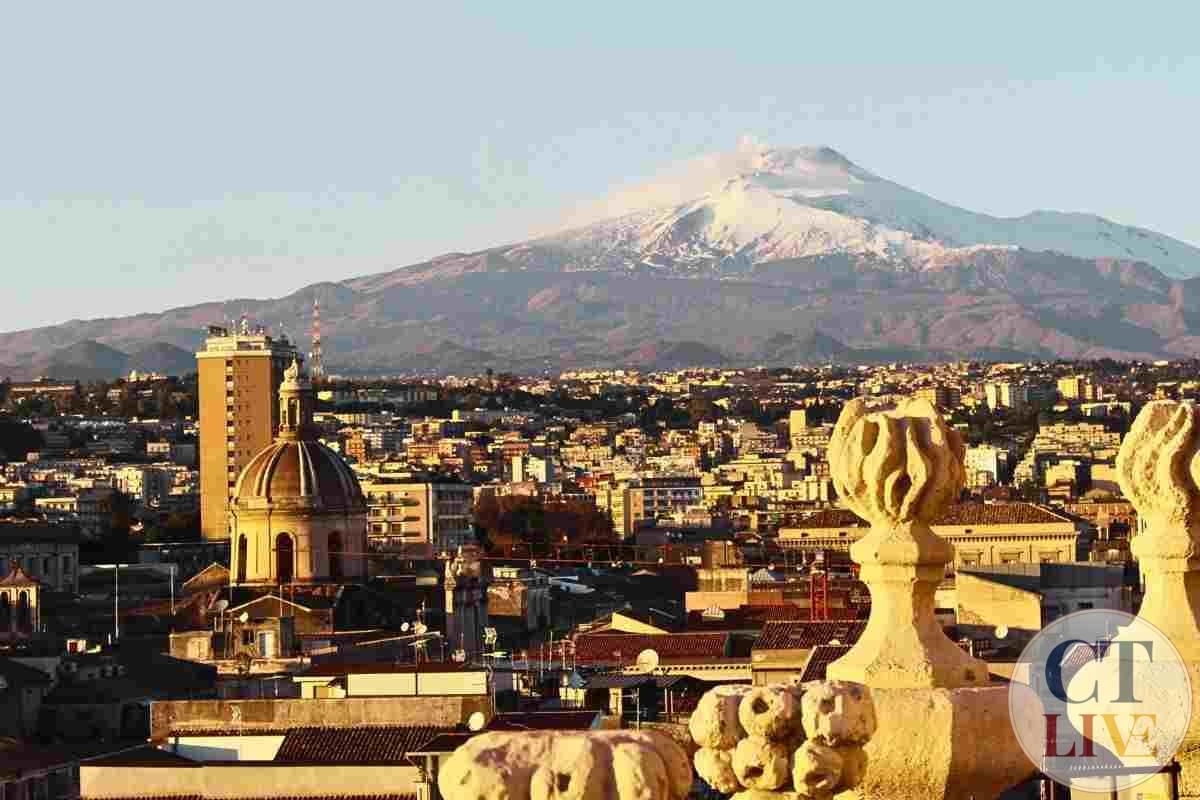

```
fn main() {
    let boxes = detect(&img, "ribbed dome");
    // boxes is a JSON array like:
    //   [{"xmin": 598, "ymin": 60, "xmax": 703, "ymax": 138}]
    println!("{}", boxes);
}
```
[{"xmin": 234, "ymin": 439, "xmax": 365, "ymax": 510}]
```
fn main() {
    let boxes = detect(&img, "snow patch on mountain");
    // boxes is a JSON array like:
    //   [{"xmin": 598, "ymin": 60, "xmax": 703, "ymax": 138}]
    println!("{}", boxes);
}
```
[{"xmin": 551, "ymin": 139, "xmax": 1200, "ymax": 279}]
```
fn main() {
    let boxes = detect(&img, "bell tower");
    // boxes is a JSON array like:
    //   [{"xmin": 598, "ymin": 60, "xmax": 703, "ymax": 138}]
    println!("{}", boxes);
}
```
[{"xmin": 278, "ymin": 357, "xmax": 315, "ymax": 438}]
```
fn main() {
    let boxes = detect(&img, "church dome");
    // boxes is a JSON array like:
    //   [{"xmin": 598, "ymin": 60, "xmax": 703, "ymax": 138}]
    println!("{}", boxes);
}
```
[{"xmin": 234, "ymin": 439, "xmax": 365, "ymax": 511}]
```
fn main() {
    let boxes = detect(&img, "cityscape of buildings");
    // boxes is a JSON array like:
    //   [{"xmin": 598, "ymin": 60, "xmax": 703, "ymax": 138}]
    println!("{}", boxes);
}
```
[{"xmin": 2, "ymin": 320, "xmax": 1195, "ymax": 797}]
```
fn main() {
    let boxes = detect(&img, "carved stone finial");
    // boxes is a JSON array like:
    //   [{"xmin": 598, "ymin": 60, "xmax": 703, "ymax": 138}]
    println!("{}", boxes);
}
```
[
  {"xmin": 438, "ymin": 729, "xmax": 692, "ymax": 800},
  {"xmin": 826, "ymin": 396, "xmax": 985, "ymax": 689},
  {"xmin": 828, "ymin": 397, "xmax": 965, "ymax": 528},
  {"xmin": 689, "ymin": 681, "xmax": 876, "ymax": 800},
  {"xmin": 1117, "ymin": 400, "xmax": 1200, "ymax": 659},
  {"xmin": 1117, "ymin": 399, "xmax": 1200, "ymax": 533}
]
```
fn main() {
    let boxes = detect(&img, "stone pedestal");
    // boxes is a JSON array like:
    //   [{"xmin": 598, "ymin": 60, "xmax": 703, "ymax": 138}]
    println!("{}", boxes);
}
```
[{"xmin": 849, "ymin": 686, "xmax": 1032, "ymax": 800}]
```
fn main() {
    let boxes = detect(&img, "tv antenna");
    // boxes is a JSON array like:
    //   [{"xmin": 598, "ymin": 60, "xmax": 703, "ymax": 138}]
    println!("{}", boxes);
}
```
[{"xmin": 309, "ymin": 297, "xmax": 325, "ymax": 380}]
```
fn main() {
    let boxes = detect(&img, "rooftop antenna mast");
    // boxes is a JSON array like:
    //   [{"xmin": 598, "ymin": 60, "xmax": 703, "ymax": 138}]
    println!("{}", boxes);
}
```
[{"xmin": 310, "ymin": 297, "xmax": 325, "ymax": 381}]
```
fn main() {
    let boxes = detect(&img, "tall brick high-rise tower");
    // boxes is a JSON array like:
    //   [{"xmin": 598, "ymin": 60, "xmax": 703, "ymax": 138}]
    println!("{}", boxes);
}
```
[{"xmin": 196, "ymin": 320, "xmax": 297, "ymax": 541}]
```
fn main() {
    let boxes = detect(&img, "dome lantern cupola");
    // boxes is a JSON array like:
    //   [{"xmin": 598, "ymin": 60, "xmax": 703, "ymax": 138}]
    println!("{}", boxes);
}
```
[{"xmin": 228, "ymin": 355, "xmax": 368, "ymax": 587}]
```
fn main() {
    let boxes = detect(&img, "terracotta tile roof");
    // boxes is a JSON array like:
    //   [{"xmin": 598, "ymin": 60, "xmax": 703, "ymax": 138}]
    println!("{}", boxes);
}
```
[
  {"xmin": 932, "ymin": 502, "xmax": 1072, "ymax": 526},
  {"xmin": 752, "ymin": 621, "xmax": 867, "ymax": 652},
  {"xmin": 782, "ymin": 503, "xmax": 1071, "ymax": 530},
  {"xmin": 573, "ymin": 632, "xmax": 730, "ymax": 665},
  {"xmin": 273, "ymin": 725, "xmax": 451, "ymax": 764},
  {"xmin": 781, "ymin": 509, "xmax": 864, "ymax": 529},
  {"xmin": 798, "ymin": 645, "xmax": 853, "ymax": 682}
]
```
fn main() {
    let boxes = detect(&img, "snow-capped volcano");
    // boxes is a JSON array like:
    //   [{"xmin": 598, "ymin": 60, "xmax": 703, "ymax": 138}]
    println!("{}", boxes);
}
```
[
  {"xmin": 549, "ymin": 138, "xmax": 1200, "ymax": 279},
  {"xmin": 8, "ymin": 138, "xmax": 1200, "ymax": 374}
]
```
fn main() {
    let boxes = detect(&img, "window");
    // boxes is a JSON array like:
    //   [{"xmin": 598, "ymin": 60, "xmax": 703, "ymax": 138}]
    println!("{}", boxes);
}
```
[
  {"xmin": 328, "ymin": 531, "xmax": 343, "ymax": 581},
  {"xmin": 236, "ymin": 535, "xmax": 248, "ymax": 584},
  {"xmin": 275, "ymin": 533, "xmax": 294, "ymax": 584},
  {"xmin": 16, "ymin": 590, "xmax": 31, "ymax": 632}
]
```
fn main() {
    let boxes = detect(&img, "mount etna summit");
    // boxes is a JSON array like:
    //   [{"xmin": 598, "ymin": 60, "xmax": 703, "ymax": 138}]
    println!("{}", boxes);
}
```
[{"xmin": 8, "ymin": 140, "xmax": 1200, "ymax": 376}]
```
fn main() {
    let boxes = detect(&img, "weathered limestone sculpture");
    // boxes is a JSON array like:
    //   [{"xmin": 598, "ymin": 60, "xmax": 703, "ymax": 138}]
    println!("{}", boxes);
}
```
[
  {"xmin": 688, "ymin": 681, "xmax": 876, "ymax": 800},
  {"xmin": 826, "ymin": 397, "xmax": 986, "ymax": 688},
  {"xmin": 823, "ymin": 398, "xmax": 1034, "ymax": 799},
  {"xmin": 437, "ymin": 729, "xmax": 693, "ymax": 800},
  {"xmin": 1116, "ymin": 400, "xmax": 1200, "ymax": 794}
]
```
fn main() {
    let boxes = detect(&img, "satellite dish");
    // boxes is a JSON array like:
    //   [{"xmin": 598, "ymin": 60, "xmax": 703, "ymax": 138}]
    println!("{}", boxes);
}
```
[
  {"xmin": 995, "ymin": 625, "xmax": 1009, "ymax": 640},
  {"xmin": 636, "ymin": 649, "xmax": 660, "ymax": 674},
  {"xmin": 214, "ymin": 599, "xmax": 229, "ymax": 613},
  {"xmin": 468, "ymin": 711, "xmax": 487, "ymax": 732},
  {"xmin": 401, "ymin": 622, "xmax": 411, "ymax": 633}
]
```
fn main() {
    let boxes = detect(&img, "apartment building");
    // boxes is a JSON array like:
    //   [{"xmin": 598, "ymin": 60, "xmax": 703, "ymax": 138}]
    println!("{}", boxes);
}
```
[
  {"xmin": 361, "ymin": 480, "xmax": 474, "ymax": 554},
  {"xmin": 196, "ymin": 324, "xmax": 297, "ymax": 541}
]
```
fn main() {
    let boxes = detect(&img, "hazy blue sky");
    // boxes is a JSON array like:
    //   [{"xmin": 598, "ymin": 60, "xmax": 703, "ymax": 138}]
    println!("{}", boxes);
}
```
[{"xmin": 4, "ymin": 2, "xmax": 1199, "ymax": 331}]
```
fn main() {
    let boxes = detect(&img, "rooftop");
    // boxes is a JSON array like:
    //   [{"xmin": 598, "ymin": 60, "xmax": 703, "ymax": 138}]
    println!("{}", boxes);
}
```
[
  {"xmin": 783, "ymin": 502, "xmax": 1073, "ymax": 531},
  {"xmin": 752, "ymin": 621, "xmax": 867, "ymax": 652},
  {"xmin": 572, "ymin": 632, "xmax": 729, "ymax": 665},
  {"xmin": 274, "ymin": 725, "xmax": 451, "ymax": 764}
]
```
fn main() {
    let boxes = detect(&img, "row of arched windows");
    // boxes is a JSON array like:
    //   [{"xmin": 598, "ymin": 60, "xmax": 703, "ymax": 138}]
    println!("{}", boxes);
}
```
[
  {"xmin": 234, "ymin": 532, "xmax": 346, "ymax": 584},
  {"xmin": 0, "ymin": 590, "xmax": 33, "ymax": 632}
]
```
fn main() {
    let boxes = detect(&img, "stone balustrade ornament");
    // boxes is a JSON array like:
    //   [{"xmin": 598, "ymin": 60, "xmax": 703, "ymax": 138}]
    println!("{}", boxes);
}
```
[
  {"xmin": 438, "ymin": 729, "xmax": 693, "ymax": 800},
  {"xmin": 1116, "ymin": 399, "xmax": 1200, "ymax": 660},
  {"xmin": 826, "ymin": 397, "xmax": 987, "ymax": 689},
  {"xmin": 1116, "ymin": 400, "xmax": 1200, "ymax": 794},
  {"xmin": 689, "ymin": 681, "xmax": 877, "ymax": 800}
]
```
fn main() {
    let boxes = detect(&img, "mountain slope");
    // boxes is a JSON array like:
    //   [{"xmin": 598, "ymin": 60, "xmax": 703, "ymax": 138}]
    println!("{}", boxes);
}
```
[
  {"xmin": 543, "ymin": 141, "xmax": 1200, "ymax": 279},
  {"xmin": 4, "ymin": 141, "xmax": 1200, "ymax": 375}
]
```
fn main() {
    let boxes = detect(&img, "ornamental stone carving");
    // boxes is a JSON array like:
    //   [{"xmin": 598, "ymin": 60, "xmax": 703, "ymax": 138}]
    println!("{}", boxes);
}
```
[
  {"xmin": 1116, "ymin": 400, "xmax": 1200, "ymax": 656},
  {"xmin": 1117, "ymin": 400, "xmax": 1200, "ymax": 795},
  {"xmin": 689, "ymin": 681, "xmax": 876, "ymax": 800},
  {"xmin": 437, "ymin": 729, "xmax": 692, "ymax": 800},
  {"xmin": 826, "ymin": 397, "xmax": 986, "ymax": 690}
]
